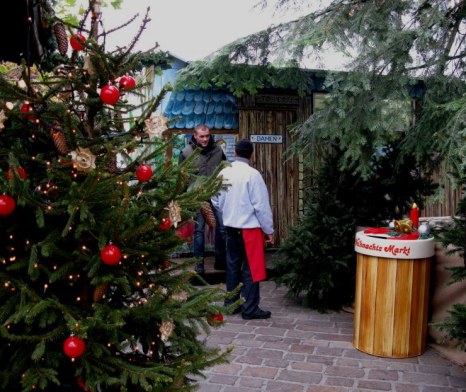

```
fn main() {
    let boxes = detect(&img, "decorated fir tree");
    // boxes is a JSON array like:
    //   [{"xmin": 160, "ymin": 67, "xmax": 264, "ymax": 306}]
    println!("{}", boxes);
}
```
[{"xmin": 0, "ymin": 2, "xmax": 230, "ymax": 391}]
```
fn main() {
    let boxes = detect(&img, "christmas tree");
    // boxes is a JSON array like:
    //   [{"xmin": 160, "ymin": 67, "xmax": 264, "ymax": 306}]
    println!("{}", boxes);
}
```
[{"xmin": 0, "ymin": 1, "xmax": 231, "ymax": 391}]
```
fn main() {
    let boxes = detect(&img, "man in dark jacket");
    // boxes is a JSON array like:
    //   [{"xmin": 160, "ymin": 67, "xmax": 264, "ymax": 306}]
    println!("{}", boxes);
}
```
[{"xmin": 178, "ymin": 124, "xmax": 227, "ymax": 274}]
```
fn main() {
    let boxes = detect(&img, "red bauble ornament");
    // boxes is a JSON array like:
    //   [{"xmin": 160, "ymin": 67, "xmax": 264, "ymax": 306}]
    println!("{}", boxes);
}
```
[
  {"xmin": 176, "ymin": 222, "xmax": 194, "ymax": 239},
  {"xmin": 100, "ymin": 244, "xmax": 122, "ymax": 265},
  {"xmin": 70, "ymin": 33, "xmax": 86, "ymax": 51},
  {"xmin": 0, "ymin": 194, "xmax": 16, "ymax": 216},
  {"xmin": 63, "ymin": 336, "xmax": 86, "ymax": 358},
  {"xmin": 208, "ymin": 313, "xmax": 224, "ymax": 326},
  {"xmin": 77, "ymin": 378, "xmax": 93, "ymax": 391},
  {"xmin": 100, "ymin": 85, "xmax": 120, "ymax": 105},
  {"xmin": 6, "ymin": 166, "xmax": 27, "ymax": 180},
  {"xmin": 20, "ymin": 103, "xmax": 36, "ymax": 121},
  {"xmin": 119, "ymin": 75, "xmax": 136, "ymax": 89},
  {"xmin": 159, "ymin": 217, "xmax": 171, "ymax": 231},
  {"xmin": 135, "ymin": 164, "xmax": 153, "ymax": 182}
]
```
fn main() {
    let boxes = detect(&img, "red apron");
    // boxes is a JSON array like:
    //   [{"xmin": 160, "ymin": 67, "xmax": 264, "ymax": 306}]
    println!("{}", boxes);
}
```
[{"xmin": 242, "ymin": 228, "xmax": 267, "ymax": 282}]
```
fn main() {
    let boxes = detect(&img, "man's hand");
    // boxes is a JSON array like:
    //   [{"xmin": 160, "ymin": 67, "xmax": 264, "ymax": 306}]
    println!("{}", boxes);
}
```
[{"xmin": 264, "ymin": 233, "xmax": 274, "ymax": 246}]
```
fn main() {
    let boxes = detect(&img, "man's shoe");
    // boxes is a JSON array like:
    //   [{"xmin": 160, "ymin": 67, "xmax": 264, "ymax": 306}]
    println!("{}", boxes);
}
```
[
  {"xmin": 241, "ymin": 309, "xmax": 271, "ymax": 320},
  {"xmin": 194, "ymin": 262, "xmax": 205, "ymax": 275}
]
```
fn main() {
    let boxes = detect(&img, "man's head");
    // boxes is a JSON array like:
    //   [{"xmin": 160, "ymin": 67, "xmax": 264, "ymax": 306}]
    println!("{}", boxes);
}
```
[
  {"xmin": 193, "ymin": 124, "xmax": 210, "ymax": 148},
  {"xmin": 235, "ymin": 139, "xmax": 254, "ymax": 159}
]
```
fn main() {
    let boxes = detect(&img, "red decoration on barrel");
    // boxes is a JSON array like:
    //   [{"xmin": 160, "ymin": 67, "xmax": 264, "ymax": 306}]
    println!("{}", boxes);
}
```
[
  {"xmin": 410, "ymin": 203, "xmax": 419, "ymax": 228},
  {"xmin": 6, "ymin": 166, "xmax": 27, "ymax": 180},
  {"xmin": 0, "ymin": 194, "xmax": 16, "ymax": 216},
  {"xmin": 159, "ymin": 217, "xmax": 171, "ymax": 231},
  {"xmin": 100, "ymin": 244, "xmax": 122, "ymax": 265},
  {"xmin": 63, "ymin": 335, "xmax": 86, "ymax": 358},
  {"xmin": 135, "ymin": 164, "xmax": 153, "ymax": 182},
  {"xmin": 70, "ymin": 33, "xmax": 86, "ymax": 51},
  {"xmin": 119, "ymin": 75, "xmax": 136, "ymax": 89},
  {"xmin": 99, "ymin": 84, "xmax": 120, "ymax": 105}
]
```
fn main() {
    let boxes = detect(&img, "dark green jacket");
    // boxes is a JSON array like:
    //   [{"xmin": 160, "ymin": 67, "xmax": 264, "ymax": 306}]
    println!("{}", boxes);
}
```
[{"xmin": 178, "ymin": 135, "xmax": 226, "ymax": 177}]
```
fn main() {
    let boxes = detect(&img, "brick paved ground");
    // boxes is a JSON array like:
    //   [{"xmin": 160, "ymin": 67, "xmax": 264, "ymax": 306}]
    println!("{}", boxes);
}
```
[{"xmin": 195, "ymin": 280, "xmax": 466, "ymax": 392}]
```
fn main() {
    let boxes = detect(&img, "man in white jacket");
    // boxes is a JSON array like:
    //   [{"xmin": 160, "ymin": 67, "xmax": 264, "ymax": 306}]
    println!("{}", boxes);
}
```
[{"xmin": 212, "ymin": 139, "xmax": 274, "ymax": 320}]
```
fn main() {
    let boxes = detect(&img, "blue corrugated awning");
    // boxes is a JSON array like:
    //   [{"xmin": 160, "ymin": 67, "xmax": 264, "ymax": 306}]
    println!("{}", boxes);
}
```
[{"xmin": 163, "ymin": 89, "xmax": 239, "ymax": 130}]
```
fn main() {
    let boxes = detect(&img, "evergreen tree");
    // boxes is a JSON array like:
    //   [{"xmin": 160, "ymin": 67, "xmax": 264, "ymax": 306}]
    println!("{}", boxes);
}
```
[
  {"xmin": 176, "ymin": 0, "xmax": 465, "ymax": 179},
  {"xmin": 0, "ymin": 1, "xmax": 231, "ymax": 391},
  {"xmin": 271, "ymin": 145, "xmax": 434, "ymax": 311}
]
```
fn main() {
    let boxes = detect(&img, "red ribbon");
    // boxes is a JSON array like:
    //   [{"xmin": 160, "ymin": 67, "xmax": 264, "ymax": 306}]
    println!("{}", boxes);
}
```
[
  {"xmin": 391, "ymin": 232, "xmax": 420, "ymax": 240},
  {"xmin": 364, "ymin": 227, "xmax": 392, "ymax": 234}
]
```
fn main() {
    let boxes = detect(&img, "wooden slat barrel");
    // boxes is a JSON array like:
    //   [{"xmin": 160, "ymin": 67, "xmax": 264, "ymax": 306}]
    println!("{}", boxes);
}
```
[{"xmin": 353, "ymin": 231, "xmax": 435, "ymax": 358}]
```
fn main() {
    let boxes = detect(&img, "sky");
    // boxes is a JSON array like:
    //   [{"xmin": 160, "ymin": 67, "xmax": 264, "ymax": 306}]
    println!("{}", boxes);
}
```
[{"xmin": 79, "ymin": 0, "xmax": 317, "ymax": 61}]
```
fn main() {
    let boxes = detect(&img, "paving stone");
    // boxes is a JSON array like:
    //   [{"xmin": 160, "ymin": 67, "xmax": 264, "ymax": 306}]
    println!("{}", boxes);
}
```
[
  {"xmin": 240, "ymin": 366, "xmax": 279, "ymax": 379},
  {"xmin": 324, "ymin": 365, "xmax": 365, "ymax": 378},
  {"xmin": 402, "ymin": 372, "xmax": 450, "ymax": 386},
  {"xmin": 287, "ymin": 330, "xmax": 317, "ymax": 339},
  {"xmin": 368, "ymin": 369, "xmax": 400, "ymax": 381},
  {"xmin": 265, "ymin": 381, "xmax": 306, "ymax": 392},
  {"xmin": 394, "ymin": 384, "xmax": 420, "ymax": 392},
  {"xmin": 449, "ymin": 375, "xmax": 466, "ymax": 388},
  {"xmin": 232, "ymin": 338, "xmax": 262, "ymax": 347},
  {"xmin": 334, "ymin": 358, "xmax": 361, "ymax": 367},
  {"xmin": 263, "ymin": 358, "xmax": 290, "ymax": 368},
  {"xmin": 387, "ymin": 362, "xmax": 417, "ymax": 372},
  {"xmin": 418, "ymin": 353, "xmax": 455, "ymax": 366},
  {"xmin": 196, "ymin": 382, "xmax": 223, "ymax": 392},
  {"xmin": 356, "ymin": 379, "xmax": 393, "ymax": 390},
  {"xmin": 255, "ymin": 326, "xmax": 289, "ymax": 336},
  {"xmin": 315, "ymin": 347, "xmax": 345, "ymax": 356},
  {"xmin": 283, "ymin": 353, "xmax": 307, "ymax": 361},
  {"xmin": 306, "ymin": 386, "xmax": 347, "ymax": 392},
  {"xmin": 277, "ymin": 369, "xmax": 323, "ymax": 384},
  {"xmin": 210, "ymin": 363, "xmax": 243, "ymax": 375},
  {"xmin": 208, "ymin": 374, "xmax": 238, "ymax": 385},
  {"xmin": 234, "ymin": 355, "xmax": 264, "ymax": 365},
  {"xmin": 329, "ymin": 341, "xmax": 354, "ymax": 349},
  {"xmin": 324, "ymin": 376, "xmax": 355, "ymax": 387},
  {"xmin": 297, "ymin": 319, "xmax": 336, "ymax": 328},
  {"xmin": 224, "ymin": 387, "xmax": 255, "ymax": 392},
  {"xmin": 247, "ymin": 348, "xmax": 284, "ymax": 359},
  {"xmin": 262, "ymin": 341, "xmax": 294, "ymax": 350},
  {"xmin": 306, "ymin": 355, "xmax": 336, "ymax": 365},
  {"xmin": 450, "ymin": 366, "xmax": 466, "ymax": 377},
  {"xmin": 417, "ymin": 364, "xmax": 453, "ymax": 376},
  {"xmin": 239, "ymin": 376, "xmax": 265, "ymax": 388},
  {"xmin": 290, "ymin": 361, "xmax": 324, "ymax": 372},
  {"xmin": 290, "ymin": 343, "xmax": 316, "ymax": 354},
  {"xmin": 207, "ymin": 335, "xmax": 235, "ymax": 345},
  {"xmin": 314, "ymin": 333, "xmax": 352, "ymax": 342}
]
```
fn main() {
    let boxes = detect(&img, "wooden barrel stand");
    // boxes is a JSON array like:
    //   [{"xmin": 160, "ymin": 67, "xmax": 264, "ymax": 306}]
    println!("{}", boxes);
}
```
[{"xmin": 353, "ymin": 232, "xmax": 434, "ymax": 358}]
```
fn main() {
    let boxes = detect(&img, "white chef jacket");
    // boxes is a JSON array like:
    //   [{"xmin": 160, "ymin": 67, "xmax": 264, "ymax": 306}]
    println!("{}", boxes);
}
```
[{"xmin": 212, "ymin": 157, "xmax": 274, "ymax": 235}]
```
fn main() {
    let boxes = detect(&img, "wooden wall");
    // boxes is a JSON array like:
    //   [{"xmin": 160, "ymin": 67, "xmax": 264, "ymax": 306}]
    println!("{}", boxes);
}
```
[
  {"xmin": 422, "ymin": 165, "xmax": 463, "ymax": 218},
  {"xmin": 238, "ymin": 92, "xmax": 308, "ymax": 247}
]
